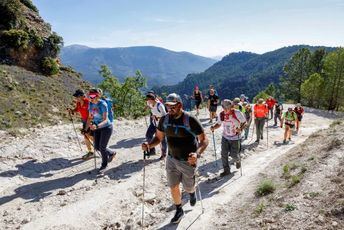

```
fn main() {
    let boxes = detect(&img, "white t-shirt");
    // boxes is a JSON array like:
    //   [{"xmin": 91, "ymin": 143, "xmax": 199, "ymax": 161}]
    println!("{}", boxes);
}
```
[
  {"xmin": 216, "ymin": 109, "xmax": 246, "ymax": 140},
  {"xmin": 149, "ymin": 100, "xmax": 167, "ymax": 126}
]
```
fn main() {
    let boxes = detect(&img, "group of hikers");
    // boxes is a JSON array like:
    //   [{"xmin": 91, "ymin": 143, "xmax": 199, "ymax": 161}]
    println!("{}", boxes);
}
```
[{"xmin": 68, "ymin": 86, "xmax": 305, "ymax": 224}]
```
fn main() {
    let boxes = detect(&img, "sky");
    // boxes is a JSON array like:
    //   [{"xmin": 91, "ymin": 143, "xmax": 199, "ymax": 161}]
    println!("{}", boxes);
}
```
[{"xmin": 32, "ymin": 0, "xmax": 344, "ymax": 57}]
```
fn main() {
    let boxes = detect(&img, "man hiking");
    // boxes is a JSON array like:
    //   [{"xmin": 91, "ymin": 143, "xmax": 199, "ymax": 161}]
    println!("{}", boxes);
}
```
[
  {"xmin": 253, "ymin": 98, "xmax": 268, "ymax": 143},
  {"xmin": 208, "ymin": 89, "xmax": 219, "ymax": 123},
  {"xmin": 87, "ymin": 88, "xmax": 116, "ymax": 174},
  {"xmin": 273, "ymin": 101, "xmax": 283, "ymax": 127},
  {"xmin": 281, "ymin": 107, "xmax": 298, "ymax": 144},
  {"xmin": 266, "ymin": 96, "xmax": 277, "ymax": 119},
  {"xmin": 294, "ymin": 103, "xmax": 304, "ymax": 133},
  {"xmin": 210, "ymin": 100, "xmax": 246, "ymax": 176},
  {"xmin": 192, "ymin": 85, "xmax": 203, "ymax": 116},
  {"xmin": 68, "ymin": 89, "xmax": 94, "ymax": 160},
  {"xmin": 145, "ymin": 92, "xmax": 167, "ymax": 160},
  {"xmin": 141, "ymin": 93, "xmax": 208, "ymax": 224}
]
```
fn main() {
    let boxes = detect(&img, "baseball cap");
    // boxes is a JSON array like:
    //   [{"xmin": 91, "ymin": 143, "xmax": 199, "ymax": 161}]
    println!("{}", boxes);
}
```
[{"xmin": 165, "ymin": 93, "xmax": 182, "ymax": 105}]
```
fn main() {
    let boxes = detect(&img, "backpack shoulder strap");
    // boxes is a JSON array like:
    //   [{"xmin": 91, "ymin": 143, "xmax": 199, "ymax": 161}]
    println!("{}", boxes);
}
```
[
  {"xmin": 232, "ymin": 110, "xmax": 241, "ymax": 124},
  {"xmin": 162, "ymin": 114, "xmax": 170, "ymax": 131},
  {"xmin": 182, "ymin": 112, "xmax": 197, "ymax": 138},
  {"xmin": 156, "ymin": 102, "xmax": 161, "ymax": 113},
  {"xmin": 220, "ymin": 111, "xmax": 225, "ymax": 121}
]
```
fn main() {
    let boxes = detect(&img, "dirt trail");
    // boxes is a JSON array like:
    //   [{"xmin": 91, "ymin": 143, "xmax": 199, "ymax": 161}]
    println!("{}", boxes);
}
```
[{"xmin": 0, "ymin": 106, "xmax": 337, "ymax": 229}]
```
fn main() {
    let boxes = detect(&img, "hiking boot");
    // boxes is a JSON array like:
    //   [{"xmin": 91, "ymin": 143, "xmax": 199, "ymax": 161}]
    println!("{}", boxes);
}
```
[
  {"xmin": 159, "ymin": 153, "xmax": 166, "ymax": 161},
  {"xmin": 98, "ymin": 165, "xmax": 107, "ymax": 174},
  {"xmin": 220, "ymin": 170, "xmax": 231, "ymax": 177},
  {"xmin": 82, "ymin": 152, "xmax": 94, "ymax": 160},
  {"xmin": 236, "ymin": 161, "xmax": 241, "ymax": 169},
  {"xmin": 171, "ymin": 207, "xmax": 184, "ymax": 224},
  {"xmin": 189, "ymin": 192, "xmax": 197, "ymax": 206},
  {"xmin": 283, "ymin": 139, "xmax": 287, "ymax": 144},
  {"xmin": 260, "ymin": 135, "xmax": 263, "ymax": 140},
  {"xmin": 255, "ymin": 139, "xmax": 260, "ymax": 143},
  {"xmin": 108, "ymin": 152, "xmax": 116, "ymax": 163}
]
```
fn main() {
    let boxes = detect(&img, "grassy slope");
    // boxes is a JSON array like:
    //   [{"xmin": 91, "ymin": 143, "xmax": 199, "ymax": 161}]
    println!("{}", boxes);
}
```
[{"xmin": 0, "ymin": 64, "xmax": 90, "ymax": 132}]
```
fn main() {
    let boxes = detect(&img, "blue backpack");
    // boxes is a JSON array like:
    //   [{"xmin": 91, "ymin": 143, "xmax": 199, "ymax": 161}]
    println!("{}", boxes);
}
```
[{"xmin": 101, "ymin": 97, "xmax": 114, "ymax": 122}]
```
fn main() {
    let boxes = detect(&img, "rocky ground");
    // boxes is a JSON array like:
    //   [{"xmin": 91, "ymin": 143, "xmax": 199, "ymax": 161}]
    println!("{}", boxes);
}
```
[{"xmin": 0, "ymin": 106, "xmax": 342, "ymax": 229}]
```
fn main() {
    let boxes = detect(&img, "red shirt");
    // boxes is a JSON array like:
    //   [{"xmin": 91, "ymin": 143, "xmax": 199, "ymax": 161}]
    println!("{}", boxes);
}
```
[
  {"xmin": 254, "ymin": 104, "xmax": 268, "ymax": 118},
  {"xmin": 75, "ymin": 98, "xmax": 89, "ymax": 121},
  {"xmin": 294, "ymin": 107, "xmax": 304, "ymax": 115},
  {"xmin": 266, "ymin": 98, "xmax": 277, "ymax": 109}
]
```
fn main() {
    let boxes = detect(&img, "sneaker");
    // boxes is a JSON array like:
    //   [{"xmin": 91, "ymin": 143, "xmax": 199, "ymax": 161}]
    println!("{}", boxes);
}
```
[
  {"xmin": 189, "ymin": 192, "xmax": 196, "ymax": 206},
  {"xmin": 236, "ymin": 161, "xmax": 241, "ymax": 169},
  {"xmin": 108, "ymin": 152, "xmax": 116, "ymax": 163},
  {"xmin": 97, "ymin": 165, "xmax": 107, "ymax": 174},
  {"xmin": 82, "ymin": 152, "xmax": 94, "ymax": 160},
  {"xmin": 170, "ymin": 208, "xmax": 184, "ymax": 224},
  {"xmin": 220, "ymin": 170, "xmax": 231, "ymax": 177}
]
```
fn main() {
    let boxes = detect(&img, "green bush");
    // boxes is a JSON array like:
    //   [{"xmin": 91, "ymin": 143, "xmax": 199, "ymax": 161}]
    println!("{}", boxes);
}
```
[
  {"xmin": 282, "ymin": 164, "xmax": 290, "ymax": 178},
  {"xmin": 0, "ymin": 29, "xmax": 29, "ymax": 49},
  {"xmin": 0, "ymin": 0, "xmax": 21, "ymax": 29},
  {"xmin": 29, "ymin": 30, "xmax": 44, "ymax": 48},
  {"xmin": 255, "ymin": 179, "xmax": 276, "ymax": 197},
  {"xmin": 48, "ymin": 32, "xmax": 63, "ymax": 54},
  {"xmin": 254, "ymin": 202, "xmax": 266, "ymax": 215},
  {"xmin": 41, "ymin": 57, "xmax": 59, "ymax": 75},
  {"xmin": 289, "ymin": 175, "xmax": 301, "ymax": 187},
  {"xmin": 284, "ymin": 203, "xmax": 296, "ymax": 212},
  {"xmin": 20, "ymin": 0, "xmax": 38, "ymax": 12}
]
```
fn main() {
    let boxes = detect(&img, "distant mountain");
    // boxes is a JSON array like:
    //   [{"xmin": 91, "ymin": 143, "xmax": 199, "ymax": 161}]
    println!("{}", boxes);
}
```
[
  {"xmin": 60, "ymin": 45, "xmax": 217, "ymax": 86},
  {"xmin": 154, "ymin": 45, "xmax": 336, "ymax": 102}
]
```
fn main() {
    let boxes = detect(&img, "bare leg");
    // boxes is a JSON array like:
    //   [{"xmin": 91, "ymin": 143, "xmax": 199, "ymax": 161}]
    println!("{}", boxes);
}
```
[{"xmin": 170, "ymin": 185, "xmax": 182, "ymax": 205}]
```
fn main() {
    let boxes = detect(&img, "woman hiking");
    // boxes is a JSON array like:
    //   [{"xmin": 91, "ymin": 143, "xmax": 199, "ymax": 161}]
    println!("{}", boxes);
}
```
[
  {"xmin": 87, "ymin": 88, "xmax": 116, "ymax": 174},
  {"xmin": 280, "ymin": 107, "xmax": 298, "ymax": 144},
  {"xmin": 192, "ymin": 86, "xmax": 203, "ymax": 116}
]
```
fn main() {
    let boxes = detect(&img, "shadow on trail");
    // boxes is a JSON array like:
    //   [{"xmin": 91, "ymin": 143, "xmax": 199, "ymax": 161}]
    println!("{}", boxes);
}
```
[
  {"xmin": 0, "ymin": 157, "xmax": 84, "ymax": 179},
  {"xmin": 0, "ymin": 170, "xmax": 94, "ymax": 205},
  {"xmin": 109, "ymin": 137, "xmax": 146, "ymax": 149}
]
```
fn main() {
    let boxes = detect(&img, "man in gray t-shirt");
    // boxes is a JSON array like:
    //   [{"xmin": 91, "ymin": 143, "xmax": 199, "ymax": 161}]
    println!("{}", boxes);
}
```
[{"xmin": 142, "ymin": 93, "xmax": 208, "ymax": 224}]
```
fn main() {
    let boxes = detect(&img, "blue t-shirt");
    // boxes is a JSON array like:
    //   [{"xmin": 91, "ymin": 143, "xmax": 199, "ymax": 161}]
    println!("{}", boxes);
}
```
[{"xmin": 89, "ymin": 100, "xmax": 111, "ymax": 128}]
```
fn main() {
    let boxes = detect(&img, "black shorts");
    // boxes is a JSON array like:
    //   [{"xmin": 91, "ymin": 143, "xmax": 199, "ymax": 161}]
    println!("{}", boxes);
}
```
[
  {"xmin": 297, "ymin": 115, "xmax": 303, "ymax": 121},
  {"xmin": 195, "ymin": 100, "xmax": 202, "ymax": 108},
  {"xmin": 209, "ymin": 105, "xmax": 217, "ymax": 112},
  {"xmin": 285, "ymin": 123, "xmax": 294, "ymax": 128}
]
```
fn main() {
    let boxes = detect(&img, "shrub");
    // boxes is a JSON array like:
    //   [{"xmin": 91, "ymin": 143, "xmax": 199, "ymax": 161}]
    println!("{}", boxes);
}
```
[
  {"xmin": 289, "ymin": 175, "xmax": 301, "ymax": 187},
  {"xmin": 41, "ymin": 57, "xmax": 59, "ymax": 75},
  {"xmin": 282, "ymin": 164, "xmax": 290, "ymax": 178},
  {"xmin": 0, "ymin": 29, "xmax": 29, "ymax": 49},
  {"xmin": 0, "ymin": 0, "xmax": 21, "ymax": 29},
  {"xmin": 256, "ymin": 179, "xmax": 276, "ymax": 197},
  {"xmin": 48, "ymin": 32, "xmax": 63, "ymax": 54},
  {"xmin": 29, "ymin": 30, "xmax": 44, "ymax": 48},
  {"xmin": 254, "ymin": 202, "xmax": 266, "ymax": 215},
  {"xmin": 284, "ymin": 203, "xmax": 296, "ymax": 212}
]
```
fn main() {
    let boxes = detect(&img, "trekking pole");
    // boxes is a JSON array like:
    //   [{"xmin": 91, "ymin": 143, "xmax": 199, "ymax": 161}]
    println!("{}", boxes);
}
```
[
  {"xmin": 266, "ymin": 118, "xmax": 269, "ymax": 148},
  {"xmin": 141, "ymin": 150, "xmax": 148, "ymax": 229},
  {"xmin": 68, "ymin": 111, "xmax": 83, "ymax": 152},
  {"xmin": 238, "ymin": 134, "xmax": 243, "ymax": 176},
  {"xmin": 196, "ymin": 168, "xmax": 204, "ymax": 214},
  {"xmin": 211, "ymin": 131, "xmax": 218, "ymax": 168}
]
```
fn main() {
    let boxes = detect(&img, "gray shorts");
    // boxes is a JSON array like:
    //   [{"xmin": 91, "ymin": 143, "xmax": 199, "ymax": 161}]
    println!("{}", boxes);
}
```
[{"xmin": 166, "ymin": 155, "xmax": 196, "ymax": 192}]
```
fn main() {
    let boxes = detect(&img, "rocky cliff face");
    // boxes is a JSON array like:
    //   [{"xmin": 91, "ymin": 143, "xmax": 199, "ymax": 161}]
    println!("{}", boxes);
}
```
[{"xmin": 0, "ymin": 0, "xmax": 62, "ymax": 74}]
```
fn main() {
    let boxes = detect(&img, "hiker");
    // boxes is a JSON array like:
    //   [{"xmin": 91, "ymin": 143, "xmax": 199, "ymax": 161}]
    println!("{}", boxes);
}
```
[
  {"xmin": 294, "ymin": 103, "xmax": 304, "ymax": 133},
  {"xmin": 192, "ymin": 86, "xmax": 203, "ymax": 116},
  {"xmin": 207, "ymin": 85, "xmax": 218, "ymax": 97},
  {"xmin": 210, "ymin": 99, "xmax": 246, "ymax": 176},
  {"xmin": 233, "ymin": 97, "xmax": 245, "ymax": 113},
  {"xmin": 253, "ymin": 98, "xmax": 268, "ymax": 143},
  {"xmin": 243, "ymin": 102, "xmax": 252, "ymax": 140},
  {"xmin": 266, "ymin": 96, "xmax": 277, "ymax": 119},
  {"xmin": 281, "ymin": 107, "xmax": 298, "ymax": 144},
  {"xmin": 240, "ymin": 94, "xmax": 249, "ymax": 103},
  {"xmin": 141, "ymin": 93, "xmax": 208, "ymax": 224},
  {"xmin": 273, "ymin": 101, "xmax": 283, "ymax": 127},
  {"xmin": 67, "ymin": 89, "xmax": 94, "ymax": 160},
  {"xmin": 145, "ymin": 92, "xmax": 167, "ymax": 160},
  {"xmin": 207, "ymin": 89, "xmax": 219, "ymax": 123},
  {"xmin": 87, "ymin": 88, "xmax": 115, "ymax": 173}
]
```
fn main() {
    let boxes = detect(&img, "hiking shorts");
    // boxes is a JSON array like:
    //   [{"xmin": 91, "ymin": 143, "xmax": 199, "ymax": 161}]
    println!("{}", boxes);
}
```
[
  {"xmin": 297, "ymin": 115, "xmax": 303, "ymax": 122},
  {"xmin": 285, "ymin": 122, "xmax": 295, "ymax": 129},
  {"xmin": 195, "ymin": 100, "xmax": 202, "ymax": 109},
  {"xmin": 209, "ymin": 105, "xmax": 217, "ymax": 112},
  {"xmin": 166, "ymin": 155, "xmax": 195, "ymax": 192}
]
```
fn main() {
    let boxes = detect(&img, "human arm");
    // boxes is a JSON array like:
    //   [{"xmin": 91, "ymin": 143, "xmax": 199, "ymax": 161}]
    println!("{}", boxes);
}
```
[{"xmin": 188, "ymin": 132, "xmax": 209, "ymax": 166}]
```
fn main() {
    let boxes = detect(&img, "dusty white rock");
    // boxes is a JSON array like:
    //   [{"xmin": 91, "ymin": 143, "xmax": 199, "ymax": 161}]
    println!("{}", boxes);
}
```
[{"xmin": 332, "ymin": 221, "xmax": 338, "ymax": 227}]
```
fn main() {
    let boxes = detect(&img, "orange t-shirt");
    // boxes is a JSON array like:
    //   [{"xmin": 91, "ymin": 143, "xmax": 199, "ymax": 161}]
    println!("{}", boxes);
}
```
[{"xmin": 254, "ymin": 104, "xmax": 268, "ymax": 118}]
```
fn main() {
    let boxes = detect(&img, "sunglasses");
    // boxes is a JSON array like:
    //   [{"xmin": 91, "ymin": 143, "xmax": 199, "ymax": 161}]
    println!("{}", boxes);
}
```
[
  {"xmin": 89, "ymin": 95, "xmax": 97, "ymax": 99},
  {"xmin": 166, "ymin": 104, "xmax": 178, "ymax": 110}
]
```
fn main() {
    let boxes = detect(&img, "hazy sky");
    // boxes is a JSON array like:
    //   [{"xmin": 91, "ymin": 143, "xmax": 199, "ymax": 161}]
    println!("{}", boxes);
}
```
[{"xmin": 32, "ymin": 0, "xmax": 344, "ymax": 57}]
